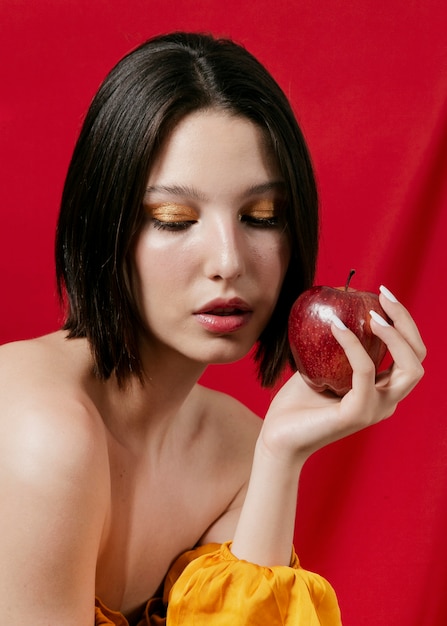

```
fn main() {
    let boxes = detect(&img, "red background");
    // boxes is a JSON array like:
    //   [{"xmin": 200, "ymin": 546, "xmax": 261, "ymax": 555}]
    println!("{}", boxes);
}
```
[{"xmin": 1, "ymin": 2, "xmax": 446, "ymax": 624}]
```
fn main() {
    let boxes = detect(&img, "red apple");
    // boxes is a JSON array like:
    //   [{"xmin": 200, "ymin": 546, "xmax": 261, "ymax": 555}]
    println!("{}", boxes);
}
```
[{"xmin": 288, "ymin": 270, "xmax": 391, "ymax": 396}]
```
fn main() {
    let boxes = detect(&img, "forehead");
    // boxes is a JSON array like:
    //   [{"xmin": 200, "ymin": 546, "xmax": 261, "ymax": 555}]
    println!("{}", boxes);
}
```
[{"xmin": 147, "ymin": 109, "xmax": 282, "ymax": 197}]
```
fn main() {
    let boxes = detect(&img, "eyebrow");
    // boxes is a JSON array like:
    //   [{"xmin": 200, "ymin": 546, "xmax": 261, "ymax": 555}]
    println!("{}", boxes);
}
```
[
  {"xmin": 244, "ymin": 181, "xmax": 286, "ymax": 197},
  {"xmin": 145, "ymin": 185, "xmax": 207, "ymax": 201},
  {"xmin": 144, "ymin": 181, "xmax": 286, "ymax": 201}
]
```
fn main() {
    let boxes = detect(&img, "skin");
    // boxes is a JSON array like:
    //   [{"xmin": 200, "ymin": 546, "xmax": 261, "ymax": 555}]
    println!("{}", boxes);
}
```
[{"xmin": 0, "ymin": 110, "xmax": 426, "ymax": 625}]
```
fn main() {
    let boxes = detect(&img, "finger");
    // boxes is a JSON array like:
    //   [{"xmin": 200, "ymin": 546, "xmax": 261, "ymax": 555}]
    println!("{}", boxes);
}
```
[
  {"xmin": 330, "ymin": 314, "xmax": 376, "ymax": 395},
  {"xmin": 379, "ymin": 285, "xmax": 427, "ymax": 362},
  {"xmin": 369, "ymin": 309, "xmax": 424, "ymax": 396}
]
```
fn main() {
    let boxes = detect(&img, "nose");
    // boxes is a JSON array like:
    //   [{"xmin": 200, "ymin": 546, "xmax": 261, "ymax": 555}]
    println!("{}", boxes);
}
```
[{"xmin": 204, "ymin": 217, "xmax": 245, "ymax": 281}]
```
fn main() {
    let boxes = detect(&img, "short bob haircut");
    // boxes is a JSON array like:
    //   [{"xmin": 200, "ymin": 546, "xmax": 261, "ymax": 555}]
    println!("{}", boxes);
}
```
[{"xmin": 55, "ymin": 31, "xmax": 318, "ymax": 387}]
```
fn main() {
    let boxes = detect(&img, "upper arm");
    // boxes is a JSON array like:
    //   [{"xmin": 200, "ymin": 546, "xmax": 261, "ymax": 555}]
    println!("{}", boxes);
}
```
[{"xmin": 0, "ymin": 369, "xmax": 108, "ymax": 624}]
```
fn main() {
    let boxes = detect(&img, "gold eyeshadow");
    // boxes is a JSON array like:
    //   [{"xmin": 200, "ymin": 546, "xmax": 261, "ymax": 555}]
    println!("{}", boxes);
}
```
[
  {"xmin": 241, "ymin": 198, "xmax": 281, "ymax": 219},
  {"xmin": 145, "ymin": 202, "xmax": 199, "ymax": 222}
]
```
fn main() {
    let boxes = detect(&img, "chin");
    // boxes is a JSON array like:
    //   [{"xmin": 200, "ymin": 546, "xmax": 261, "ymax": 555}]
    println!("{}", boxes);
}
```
[{"xmin": 196, "ymin": 339, "xmax": 255, "ymax": 367}]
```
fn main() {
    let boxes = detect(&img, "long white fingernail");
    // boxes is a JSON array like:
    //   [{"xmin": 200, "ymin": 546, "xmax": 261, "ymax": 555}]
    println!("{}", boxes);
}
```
[
  {"xmin": 370, "ymin": 309, "xmax": 391, "ymax": 327},
  {"xmin": 379, "ymin": 285, "xmax": 398, "ymax": 303},
  {"xmin": 331, "ymin": 313, "xmax": 348, "ymax": 330}
]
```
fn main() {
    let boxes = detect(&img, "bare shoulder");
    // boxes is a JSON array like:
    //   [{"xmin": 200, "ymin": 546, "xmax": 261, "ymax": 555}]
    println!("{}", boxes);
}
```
[
  {"xmin": 196, "ymin": 383, "xmax": 262, "ymax": 451},
  {"xmin": 0, "ymin": 332, "xmax": 109, "ymax": 485},
  {"xmin": 0, "ymin": 330, "xmax": 87, "ymax": 386},
  {"xmin": 0, "ymin": 332, "xmax": 107, "ymax": 461},
  {"xmin": 0, "ymin": 333, "xmax": 108, "ymax": 621}
]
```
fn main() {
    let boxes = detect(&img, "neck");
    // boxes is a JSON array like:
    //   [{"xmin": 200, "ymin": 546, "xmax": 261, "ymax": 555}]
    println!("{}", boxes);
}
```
[{"xmin": 90, "ymin": 342, "xmax": 208, "ymax": 450}]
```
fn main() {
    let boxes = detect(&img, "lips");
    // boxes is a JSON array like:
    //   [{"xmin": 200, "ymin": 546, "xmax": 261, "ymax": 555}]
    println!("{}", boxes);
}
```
[
  {"xmin": 194, "ymin": 298, "xmax": 253, "ymax": 333},
  {"xmin": 209, "ymin": 306, "xmax": 245, "ymax": 315}
]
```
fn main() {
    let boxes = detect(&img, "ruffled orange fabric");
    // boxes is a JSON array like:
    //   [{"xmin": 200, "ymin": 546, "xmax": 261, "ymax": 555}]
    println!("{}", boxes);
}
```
[{"xmin": 95, "ymin": 542, "xmax": 341, "ymax": 625}]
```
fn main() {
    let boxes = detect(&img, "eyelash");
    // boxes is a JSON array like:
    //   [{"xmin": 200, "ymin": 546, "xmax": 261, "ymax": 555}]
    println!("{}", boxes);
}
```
[
  {"xmin": 240, "ymin": 214, "xmax": 280, "ymax": 228},
  {"xmin": 151, "ymin": 219, "xmax": 196, "ymax": 231},
  {"xmin": 151, "ymin": 214, "xmax": 280, "ymax": 232}
]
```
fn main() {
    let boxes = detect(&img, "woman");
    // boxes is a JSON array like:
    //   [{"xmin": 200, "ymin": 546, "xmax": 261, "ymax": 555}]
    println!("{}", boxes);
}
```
[{"xmin": 0, "ymin": 32, "xmax": 425, "ymax": 625}]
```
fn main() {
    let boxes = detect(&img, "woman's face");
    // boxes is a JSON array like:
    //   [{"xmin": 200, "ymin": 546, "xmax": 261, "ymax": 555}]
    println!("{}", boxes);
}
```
[{"xmin": 133, "ymin": 109, "xmax": 290, "ymax": 366}]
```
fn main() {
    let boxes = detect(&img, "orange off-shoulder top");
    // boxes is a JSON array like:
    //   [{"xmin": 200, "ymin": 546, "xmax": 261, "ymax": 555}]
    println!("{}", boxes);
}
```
[{"xmin": 95, "ymin": 541, "xmax": 342, "ymax": 625}]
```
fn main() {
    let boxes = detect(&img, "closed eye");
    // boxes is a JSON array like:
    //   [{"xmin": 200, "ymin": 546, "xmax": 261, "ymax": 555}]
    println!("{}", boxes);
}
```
[
  {"xmin": 239, "ymin": 198, "xmax": 285, "ymax": 228},
  {"xmin": 240, "ymin": 214, "xmax": 280, "ymax": 227},
  {"xmin": 144, "ymin": 202, "xmax": 199, "ymax": 231},
  {"xmin": 151, "ymin": 218, "xmax": 196, "ymax": 231}
]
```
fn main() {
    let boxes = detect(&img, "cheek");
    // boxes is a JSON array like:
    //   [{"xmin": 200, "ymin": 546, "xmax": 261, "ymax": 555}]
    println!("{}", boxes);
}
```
[
  {"xmin": 132, "ymin": 232, "xmax": 193, "ymax": 298},
  {"xmin": 255, "ymin": 236, "xmax": 291, "ymax": 283}
]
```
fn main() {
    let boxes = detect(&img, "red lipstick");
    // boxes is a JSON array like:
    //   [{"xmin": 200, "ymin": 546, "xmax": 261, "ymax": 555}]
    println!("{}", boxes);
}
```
[{"xmin": 194, "ymin": 298, "xmax": 253, "ymax": 333}]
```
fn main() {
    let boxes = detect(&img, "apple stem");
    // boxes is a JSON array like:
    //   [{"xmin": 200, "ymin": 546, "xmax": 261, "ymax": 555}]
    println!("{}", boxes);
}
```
[{"xmin": 345, "ymin": 269, "xmax": 356, "ymax": 291}]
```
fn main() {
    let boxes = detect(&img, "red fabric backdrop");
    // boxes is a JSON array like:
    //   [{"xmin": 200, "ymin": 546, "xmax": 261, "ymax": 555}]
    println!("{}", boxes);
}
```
[{"xmin": 1, "ymin": 1, "xmax": 446, "ymax": 624}]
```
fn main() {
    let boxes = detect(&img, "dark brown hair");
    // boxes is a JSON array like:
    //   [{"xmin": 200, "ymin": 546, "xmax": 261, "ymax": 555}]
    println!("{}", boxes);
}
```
[{"xmin": 55, "ymin": 32, "xmax": 318, "ymax": 386}]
